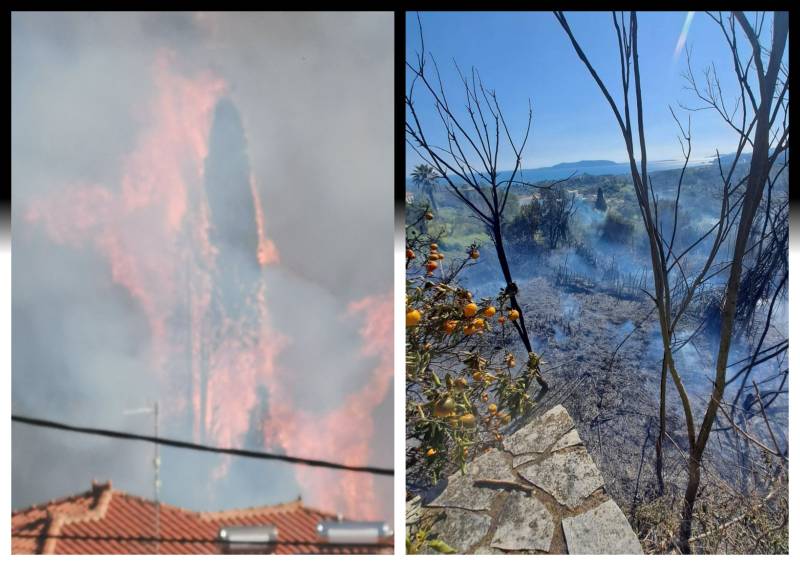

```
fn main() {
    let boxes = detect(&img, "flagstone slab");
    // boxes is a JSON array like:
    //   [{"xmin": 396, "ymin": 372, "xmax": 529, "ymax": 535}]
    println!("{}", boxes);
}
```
[
  {"xmin": 512, "ymin": 453, "xmax": 539, "ymax": 469},
  {"xmin": 427, "ymin": 449, "xmax": 514, "ymax": 511},
  {"xmin": 432, "ymin": 508, "xmax": 492, "ymax": 553},
  {"xmin": 517, "ymin": 446, "xmax": 605, "ymax": 509},
  {"xmin": 490, "ymin": 492, "xmax": 555, "ymax": 552},
  {"xmin": 417, "ymin": 404, "xmax": 643, "ymax": 555},
  {"xmin": 552, "ymin": 428, "xmax": 582, "ymax": 451},
  {"xmin": 503, "ymin": 405, "xmax": 574, "ymax": 455},
  {"xmin": 473, "ymin": 545, "xmax": 504, "ymax": 554},
  {"xmin": 562, "ymin": 500, "xmax": 643, "ymax": 554}
]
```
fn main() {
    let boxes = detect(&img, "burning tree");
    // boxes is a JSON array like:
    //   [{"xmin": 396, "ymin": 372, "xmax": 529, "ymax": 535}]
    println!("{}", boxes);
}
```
[{"xmin": 555, "ymin": 10, "xmax": 788, "ymax": 553}]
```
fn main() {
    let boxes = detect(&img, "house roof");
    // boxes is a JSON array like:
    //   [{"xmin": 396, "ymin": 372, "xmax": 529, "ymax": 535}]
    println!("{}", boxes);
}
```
[{"xmin": 12, "ymin": 481, "xmax": 392, "ymax": 554}]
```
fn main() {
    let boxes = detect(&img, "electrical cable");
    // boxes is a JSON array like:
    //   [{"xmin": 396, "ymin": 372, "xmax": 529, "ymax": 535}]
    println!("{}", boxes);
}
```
[{"xmin": 11, "ymin": 414, "xmax": 393, "ymax": 476}]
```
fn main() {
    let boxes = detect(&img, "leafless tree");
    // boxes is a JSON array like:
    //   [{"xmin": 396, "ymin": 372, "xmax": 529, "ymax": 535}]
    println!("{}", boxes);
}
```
[
  {"xmin": 406, "ymin": 14, "xmax": 570, "ymax": 394},
  {"xmin": 554, "ymin": 10, "xmax": 788, "ymax": 553}
]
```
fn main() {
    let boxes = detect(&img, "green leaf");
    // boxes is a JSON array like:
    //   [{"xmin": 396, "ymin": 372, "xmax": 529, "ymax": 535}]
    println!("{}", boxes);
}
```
[{"xmin": 428, "ymin": 539, "xmax": 457, "ymax": 554}]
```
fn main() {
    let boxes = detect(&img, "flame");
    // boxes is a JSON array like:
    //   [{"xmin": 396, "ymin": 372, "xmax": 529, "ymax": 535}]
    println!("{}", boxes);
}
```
[
  {"xmin": 24, "ymin": 50, "xmax": 283, "ymax": 455},
  {"xmin": 24, "ymin": 47, "xmax": 389, "ymax": 520},
  {"xmin": 25, "ymin": 52, "xmax": 226, "ymax": 378},
  {"xmin": 261, "ymin": 292, "xmax": 393, "ymax": 519},
  {"xmin": 250, "ymin": 174, "xmax": 280, "ymax": 267}
]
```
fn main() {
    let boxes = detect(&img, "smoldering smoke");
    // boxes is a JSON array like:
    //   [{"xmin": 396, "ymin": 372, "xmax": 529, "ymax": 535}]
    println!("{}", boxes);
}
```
[{"xmin": 11, "ymin": 12, "xmax": 393, "ymax": 521}]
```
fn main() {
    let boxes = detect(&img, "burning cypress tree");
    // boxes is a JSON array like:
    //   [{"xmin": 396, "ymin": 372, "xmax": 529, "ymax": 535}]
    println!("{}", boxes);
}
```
[
  {"xmin": 204, "ymin": 98, "xmax": 261, "ymax": 320},
  {"xmin": 196, "ymin": 98, "xmax": 263, "ymax": 441}
]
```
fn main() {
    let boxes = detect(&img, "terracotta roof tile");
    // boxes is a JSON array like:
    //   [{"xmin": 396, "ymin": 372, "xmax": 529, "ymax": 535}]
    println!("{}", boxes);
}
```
[{"xmin": 12, "ymin": 481, "xmax": 392, "ymax": 554}]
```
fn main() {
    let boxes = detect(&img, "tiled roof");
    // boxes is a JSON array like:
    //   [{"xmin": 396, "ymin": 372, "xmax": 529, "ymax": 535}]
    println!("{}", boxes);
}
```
[{"xmin": 12, "ymin": 481, "xmax": 392, "ymax": 554}]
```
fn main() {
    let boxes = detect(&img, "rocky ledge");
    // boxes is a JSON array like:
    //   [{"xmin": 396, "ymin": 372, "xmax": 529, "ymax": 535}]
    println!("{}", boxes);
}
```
[{"xmin": 408, "ymin": 405, "xmax": 643, "ymax": 554}]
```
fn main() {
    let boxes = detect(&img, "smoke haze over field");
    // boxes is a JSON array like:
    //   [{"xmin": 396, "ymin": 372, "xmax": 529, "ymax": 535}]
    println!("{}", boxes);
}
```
[{"xmin": 12, "ymin": 11, "xmax": 393, "ymax": 521}]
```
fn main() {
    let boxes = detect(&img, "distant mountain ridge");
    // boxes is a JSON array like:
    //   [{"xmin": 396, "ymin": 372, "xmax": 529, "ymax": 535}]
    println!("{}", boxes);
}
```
[
  {"xmin": 497, "ymin": 158, "xmax": 713, "ymax": 183},
  {"xmin": 550, "ymin": 159, "xmax": 617, "ymax": 169},
  {"xmin": 407, "ymin": 153, "xmax": 755, "ymax": 185}
]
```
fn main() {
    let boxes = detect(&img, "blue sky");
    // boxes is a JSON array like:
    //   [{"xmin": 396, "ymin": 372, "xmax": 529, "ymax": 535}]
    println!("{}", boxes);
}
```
[{"xmin": 406, "ymin": 11, "xmax": 761, "ymax": 174}]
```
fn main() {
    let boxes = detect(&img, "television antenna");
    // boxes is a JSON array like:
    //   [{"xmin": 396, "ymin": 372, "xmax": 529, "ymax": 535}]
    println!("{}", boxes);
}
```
[{"xmin": 124, "ymin": 401, "xmax": 160, "ymax": 553}]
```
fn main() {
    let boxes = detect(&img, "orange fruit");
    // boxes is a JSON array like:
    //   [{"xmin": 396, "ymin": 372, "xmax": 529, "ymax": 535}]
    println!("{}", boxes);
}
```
[
  {"xmin": 406, "ymin": 309, "xmax": 422, "ymax": 327},
  {"xmin": 498, "ymin": 316, "xmax": 506, "ymax": 325},
  {"xmin": 426, "ymin": 447, "xmax": 437, "ymax": 457},
  {"xmin": 454, "ymin": 377, "xmax": 467, "ymax": 389},
  {"xmin": 463, "ymin": 303, "xmax": 478, "ymax": 317},
  {"xmin": 430, "ymin": 243, "xmax": 438, "ymax": 250},
  {"xmin": 406, "ymin": 248, "xmax": 415, "ymax": 259},
  {"xmin": 442, "ymin": 320, "xmax": 457, "ymax": 334},
  {"xmin": 472, "ymin": 317, "xmax": 485, "ymax": 328},
  {"xmin": 434, "ymin": 397, "xmax": 455, "ymax": 417},
  {"xmin": 470, "ymin": 249, "xmax": 480, "ymax": 260},
  {"xmin": 508, "ymin": 309, "xmax": 520, "ymax": 321},
  {"xmin": 488, "ymin": 403, "xmax": 498, "ymax": 415},
  {"xmin": 483, "ymin": 306, "xmax": 496, "ymax": 317},
  {"xmin": 425, "ymin": 212, "xmax": 434, "ymax": 221},
  {"xmin": 459, "ymin": 414, "xmax": 476, "ymax": 427},
  {"xmin": 463, "ymin": 325, "xmax": 476, "ymax": 336},
  {"xmin": 426, "ymin": 260, "xmax": 438, "ymax": 272}
]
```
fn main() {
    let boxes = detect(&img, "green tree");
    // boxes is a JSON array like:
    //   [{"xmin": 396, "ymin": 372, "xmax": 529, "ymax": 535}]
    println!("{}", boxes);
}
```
[{"xmin": 411, "ymin": 163, "xmax": 440, "ymax": 212}]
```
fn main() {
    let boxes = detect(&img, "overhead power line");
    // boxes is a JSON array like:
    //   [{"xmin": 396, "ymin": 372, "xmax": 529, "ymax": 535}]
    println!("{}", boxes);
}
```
[{"xmin": 11, "ymin": 414, "xmax": 393, "ymax": 477}]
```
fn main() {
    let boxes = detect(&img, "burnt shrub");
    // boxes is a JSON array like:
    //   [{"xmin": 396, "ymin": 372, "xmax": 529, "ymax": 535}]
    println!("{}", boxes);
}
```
[
  {"xmin": 601, "ymin": 210, "xmax": 635, "ymax": 245},
  {"xmin": 505, "ymin": 201, "xmax": 542, "ymax": 248}
]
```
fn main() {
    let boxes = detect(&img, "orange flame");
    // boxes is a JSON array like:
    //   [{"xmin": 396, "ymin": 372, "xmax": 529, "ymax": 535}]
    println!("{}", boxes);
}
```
[
  {"xmin": 25, "ymin": 52, "xmax": 227, "ymax": 378},
  {"xmin": 24, "ymin": 48, "xmax": 389, "ymax": 520},
  {"xmin": 261, "ymin": 292, "xmax": 393, "ymax": 520},
  {"xmin": 250, "ymin": 174, "xmax": 280, "ymax": 267},
  {"xmin": 24, "ymin": 50, "xmax": 284, "ymax": 451}
]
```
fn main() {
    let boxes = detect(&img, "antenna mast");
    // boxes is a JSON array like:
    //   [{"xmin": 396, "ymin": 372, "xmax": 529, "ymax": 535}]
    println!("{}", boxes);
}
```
[
  {"xmin": 124, "ymin": 402, "xmax": 161, "ymax": 553},
  {"xmin": 154, "ymin": 400, "xmax": 161, "ymax": 554}
]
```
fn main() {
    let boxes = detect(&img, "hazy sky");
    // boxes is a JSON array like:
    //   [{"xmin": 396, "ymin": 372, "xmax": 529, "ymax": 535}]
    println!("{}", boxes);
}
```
[
  {"xmin": 12, "ymin": 11, "xmax": 393, "ymax": 522},
  {"xmin": 406, "ymin": 11, "xmax": 771, "ymax": 174}
]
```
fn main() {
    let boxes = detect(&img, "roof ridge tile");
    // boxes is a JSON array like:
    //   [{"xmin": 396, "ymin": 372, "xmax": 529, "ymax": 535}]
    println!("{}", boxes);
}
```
[
  {"xmin": 41, "ymin": 481, "xmax": 114, "ymax": 554},
  {"xmin": 198, "ymin": 498, "xmax": 305, "ymax": 520}
]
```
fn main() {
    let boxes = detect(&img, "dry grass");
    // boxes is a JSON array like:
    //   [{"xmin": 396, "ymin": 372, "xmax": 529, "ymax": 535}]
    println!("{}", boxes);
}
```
[{"xmin": 632, "ymin": 465, "xmax": 788, "ymax": 554}]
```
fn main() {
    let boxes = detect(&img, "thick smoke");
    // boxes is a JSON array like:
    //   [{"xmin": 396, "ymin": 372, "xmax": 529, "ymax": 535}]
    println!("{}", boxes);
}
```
[{"xmin": 12, "ymin": 11, "xmax": 393, "ymax": 522}]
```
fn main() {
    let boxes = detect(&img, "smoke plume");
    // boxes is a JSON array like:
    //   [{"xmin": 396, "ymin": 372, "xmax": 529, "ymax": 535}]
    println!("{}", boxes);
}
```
[{"xmin": 12, "ymin": 11, "xmax": 393, "ymax": 522}]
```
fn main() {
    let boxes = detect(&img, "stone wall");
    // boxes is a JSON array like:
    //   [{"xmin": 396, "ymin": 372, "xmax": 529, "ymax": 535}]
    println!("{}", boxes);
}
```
[{"xmin": 407, "ymin": 405, "xmax": 643, "ymax": 554}]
